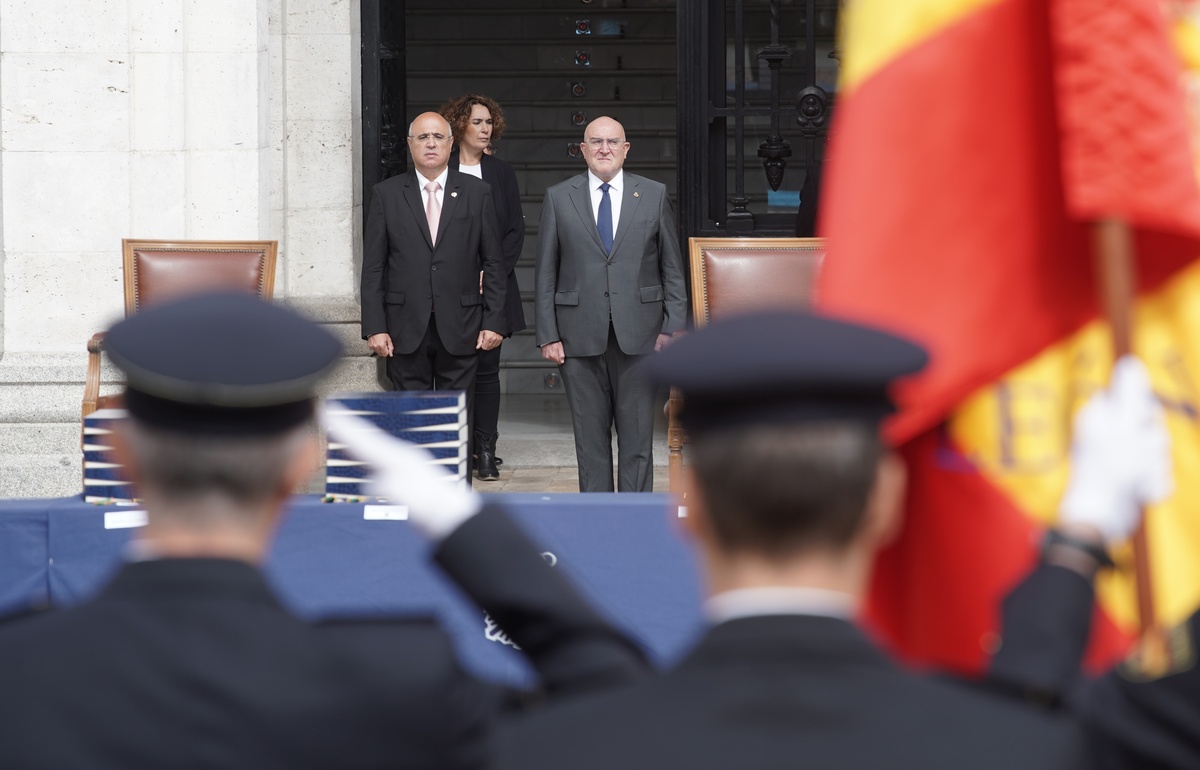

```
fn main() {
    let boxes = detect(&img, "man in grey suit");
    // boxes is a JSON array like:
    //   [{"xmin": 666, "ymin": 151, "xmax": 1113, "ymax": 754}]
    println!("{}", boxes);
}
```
[{"xmin": 535, "ymin": 116, "xmax": 687, "ymax": 492}]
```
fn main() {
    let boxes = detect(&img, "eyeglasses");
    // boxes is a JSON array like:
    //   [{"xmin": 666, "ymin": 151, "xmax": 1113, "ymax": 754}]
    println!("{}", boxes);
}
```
[
  {"xmin": 586, "ymin": 138, "xmax": 625, "ymax": 149},
  {"xmin": 410, "ymin": 133, "xmax": 451, "ymax": 144}
]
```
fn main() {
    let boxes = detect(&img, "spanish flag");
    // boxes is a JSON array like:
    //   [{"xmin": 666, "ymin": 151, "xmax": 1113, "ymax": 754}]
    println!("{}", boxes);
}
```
[{"xmin": 820, "ymin": 0, "xmax": 1200, "ymax": 674}]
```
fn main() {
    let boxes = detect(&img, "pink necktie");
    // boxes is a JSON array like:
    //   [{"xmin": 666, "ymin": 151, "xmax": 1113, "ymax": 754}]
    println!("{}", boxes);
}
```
[{"xmin": 425, "ymin": 181, "xmax": 441, "ymax": 246}]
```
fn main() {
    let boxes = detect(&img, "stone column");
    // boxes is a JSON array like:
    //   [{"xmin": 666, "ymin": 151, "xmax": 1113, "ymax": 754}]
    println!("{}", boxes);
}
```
[
  {"xmin": 0, "ymin": 0, "xmax": 276, "ymax": 496},
  {"xmin": 272, "ymin": 0, "xmax": 376, "ymax": 400}
]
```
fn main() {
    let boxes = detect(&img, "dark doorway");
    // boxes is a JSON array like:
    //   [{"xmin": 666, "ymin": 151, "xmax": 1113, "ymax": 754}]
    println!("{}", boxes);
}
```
[
  {"xmin": 361, "ymin": 0, "xmax": 678, "ymax": 391},
  {"xmin": 678, "ymin": 0, "xmax": 839, "ymax": 238}
]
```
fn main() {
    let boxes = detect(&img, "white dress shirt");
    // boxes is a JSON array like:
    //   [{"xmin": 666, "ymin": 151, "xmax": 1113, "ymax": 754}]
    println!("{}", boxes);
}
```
[
  {"xmin": 587, "ymin": 169, "xmax": 624, "ymax": 245},
  {"xmin": 459, "ymin": 162, "xmax": 482, "ymax": 180},
  {"xmin": 704, "ymin": 586, "xmax": 857, "ymax": 625}
]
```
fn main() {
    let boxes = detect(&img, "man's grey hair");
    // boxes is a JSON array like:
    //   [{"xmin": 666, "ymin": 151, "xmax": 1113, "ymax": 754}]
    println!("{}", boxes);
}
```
[{"xmin": 121, "ymin": 419, "xmax": 313, "ymax": 523}]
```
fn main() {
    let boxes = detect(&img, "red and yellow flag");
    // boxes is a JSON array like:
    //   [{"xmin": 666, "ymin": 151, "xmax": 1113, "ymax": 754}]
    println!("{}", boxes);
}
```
[{"xmin": 820, "ymin": 0, "xmax": 1200, "ymax": 674}]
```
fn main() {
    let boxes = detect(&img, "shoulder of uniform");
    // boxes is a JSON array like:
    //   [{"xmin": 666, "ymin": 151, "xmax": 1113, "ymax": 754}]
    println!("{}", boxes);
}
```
[
  {"xmin": 313, "ymin": 614, "xmax": 456, "ymax": 659},
  {"xmin": 0, "ymin": 602, "xmax": 56, "ymax": 630},
  {"xmin": 314, "ymin": 613, "xmax": 440, "ymax": 629}
]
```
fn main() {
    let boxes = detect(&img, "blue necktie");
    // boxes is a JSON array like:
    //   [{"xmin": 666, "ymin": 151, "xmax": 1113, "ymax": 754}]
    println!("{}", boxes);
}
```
[{"xmin": 597, "ymin": 182, "xmax": 614, "ymax": 254}]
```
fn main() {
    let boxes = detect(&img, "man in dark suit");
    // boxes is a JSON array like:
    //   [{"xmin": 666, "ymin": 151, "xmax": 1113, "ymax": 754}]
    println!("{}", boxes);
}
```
[
  {"xmin": 986, "ymin": 357, "xmax": 1192, "ymax": 769},
  {"xmin": 535, "ymin": 116, "xmax": 687, "ymax": 492},
  {"xmin": 0, "ymin": 293, "xmax": 644, "ymax": 769},
  {"xmin": 361, "ymin": 111, "xmax": 506, "ymax": 409},
  {"xmin": 494, "ymin": 311, "xmax": 1083, "ymax": 770}
]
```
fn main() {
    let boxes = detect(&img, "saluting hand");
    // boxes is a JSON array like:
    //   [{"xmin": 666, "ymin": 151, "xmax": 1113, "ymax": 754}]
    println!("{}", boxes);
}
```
[{"xmin": 321, "ymin": 405, "xmax": 481, "ymax": 540}]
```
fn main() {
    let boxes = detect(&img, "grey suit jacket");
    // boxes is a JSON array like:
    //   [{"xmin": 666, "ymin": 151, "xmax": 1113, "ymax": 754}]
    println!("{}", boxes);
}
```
[{"xmin": 535, "ymin": 172, "xmax": 687, "ymax": 357}]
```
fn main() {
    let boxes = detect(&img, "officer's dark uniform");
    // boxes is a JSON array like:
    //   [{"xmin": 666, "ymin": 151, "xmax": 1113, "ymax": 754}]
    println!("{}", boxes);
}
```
[
  {"xmin": 492, "ymin": 311, "xmax": 1085, "ymax": 770},
  {"xmin": 992, "ymin": 562, "xmax": 1200, "ymax": 770},
  {"xmin": 0, "ymin": 293, "xmax": 645, "ymax": 770}
]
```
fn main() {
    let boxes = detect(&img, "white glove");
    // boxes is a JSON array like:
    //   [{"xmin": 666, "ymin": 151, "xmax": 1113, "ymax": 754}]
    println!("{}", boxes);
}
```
[
  {"xmin": 321, "ymin": 403, "xmax": 482, "ymax": 540},
  {"xmin": 1059, "ymin": 356, "xmax": 1173, "ymax": 543}
]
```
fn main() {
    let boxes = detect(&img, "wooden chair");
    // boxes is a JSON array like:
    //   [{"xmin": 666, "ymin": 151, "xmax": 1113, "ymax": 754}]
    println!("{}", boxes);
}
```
[
  {"xmin": 667, "ymin": 237, "xmax": 826, "ymax": 493},
  {"xmin": 82, "ymin": 239, "xmax": 278, "ymax": 419}
]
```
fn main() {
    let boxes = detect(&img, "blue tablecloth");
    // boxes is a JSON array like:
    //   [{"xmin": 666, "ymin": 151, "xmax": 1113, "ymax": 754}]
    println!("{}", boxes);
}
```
[{"xmin": 0, "ymin": 494, "xmax": 704, "ymax": 685}]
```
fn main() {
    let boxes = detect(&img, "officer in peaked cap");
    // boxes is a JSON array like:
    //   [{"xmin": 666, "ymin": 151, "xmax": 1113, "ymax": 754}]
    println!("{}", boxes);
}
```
[
  {"xmin": 0, "ymin": 291, "xmax": 645, "ymax": 769},
  {"xmin": 494, "ymin": 309, "xmax": 1085, "ymax": 770},
  {"xmin": 103, "ymin": 290, "xmax": 343, "ymax": 436},
  {"xmin": 650, "ymin": 309, "xmax": 928, "ymax": 434}
]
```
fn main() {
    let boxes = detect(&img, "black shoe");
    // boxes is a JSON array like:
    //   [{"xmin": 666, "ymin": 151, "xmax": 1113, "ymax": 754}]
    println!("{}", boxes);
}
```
[{"xmin": 475, "ymin": 430, "xmax": 499, "ymax": 481}]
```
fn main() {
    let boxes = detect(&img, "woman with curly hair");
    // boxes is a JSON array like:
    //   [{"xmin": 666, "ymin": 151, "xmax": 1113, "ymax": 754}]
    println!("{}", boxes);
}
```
[{"xmin": 440, "ymin": 93, "xmax": 526, "ymax": 481}]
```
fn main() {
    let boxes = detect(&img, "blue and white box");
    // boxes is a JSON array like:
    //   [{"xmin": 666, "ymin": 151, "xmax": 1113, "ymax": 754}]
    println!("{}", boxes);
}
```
[
  {"xmin": 325, "ymin": 391, "xmax": 469, "ymax": 497},
  {"xmin": 82, "ymin": 408, "xmax": 137, "ymax": 503}
]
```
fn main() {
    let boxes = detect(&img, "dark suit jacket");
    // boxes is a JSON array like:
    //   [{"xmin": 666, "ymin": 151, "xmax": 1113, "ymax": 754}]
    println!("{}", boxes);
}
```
[
  {"xmin": 362, "ymin": 168, "xmax": 507, "ymax": 356},
  {"xmin": 450, "ymin": 154, "xmax": 526, "ymax": 335},
  {"xmin": 493, "ymin": 614, "xmax": 1083, "ymax": 770},
  {"xmin": 535, "ymin": 172, "xmax": 687, "ymax": 357},
  {"xmin": 990, "ymin": 564, "xmax": 1200, "ymax": 770},
  {"xmin": 0, "ymin": 506, "xmax": 645, "ymax": 770}
]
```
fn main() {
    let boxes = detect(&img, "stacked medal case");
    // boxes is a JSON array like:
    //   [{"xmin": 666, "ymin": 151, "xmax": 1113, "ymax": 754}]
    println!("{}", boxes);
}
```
[{"xmin": 324, "ymin": 391, "xmax": 469, "ymax": 498}]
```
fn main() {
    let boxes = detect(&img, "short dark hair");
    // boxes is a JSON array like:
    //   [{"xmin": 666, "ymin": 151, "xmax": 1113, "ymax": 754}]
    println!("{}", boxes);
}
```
[
  {"xmin": 439, "ymin": 94, "xmax": 507, "ymax": 145},
  {"xmin": 689, "ymin": 422, "xmax": 883, "ymax": 556}
]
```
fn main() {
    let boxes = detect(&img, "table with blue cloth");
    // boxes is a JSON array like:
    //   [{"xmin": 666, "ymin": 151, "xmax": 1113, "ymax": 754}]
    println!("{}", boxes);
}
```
[{"xmin": 0, "ymin": 493, "xmax": 703, "ymax": 684}]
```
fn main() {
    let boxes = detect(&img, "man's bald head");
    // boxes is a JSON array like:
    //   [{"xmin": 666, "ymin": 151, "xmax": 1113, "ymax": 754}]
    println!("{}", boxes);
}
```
[
  {"xmin": 582, "ymin": 116, "xmax": 630, "ymax": 182},
  {"xmin": 408, "ymin": 112, "xmax": 453, "ymax": 179}
]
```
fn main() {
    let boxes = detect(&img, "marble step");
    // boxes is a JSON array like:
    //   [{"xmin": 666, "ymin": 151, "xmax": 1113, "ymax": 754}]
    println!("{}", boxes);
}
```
[
  {"xmin": 0, "ymin": 452, "xmax": 82, "ymax": 499},
  {"xmin": 407, "ymin": 72, "xmax": 677, "ymax": 103},
  {"xmin": 408, "ymin": 11, "xmax": 676, "ymax": 42},
  {"xmin": 406, "ymin": 0, "xmax": 677, "ymax": 13},
  {"xmin": 405, "ymin": 41, "xmax": 677, "ymax": 72}
]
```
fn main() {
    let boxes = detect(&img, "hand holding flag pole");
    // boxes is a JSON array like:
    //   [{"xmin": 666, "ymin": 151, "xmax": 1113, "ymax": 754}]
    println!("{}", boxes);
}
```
[{"xmin": 1091, "ymin": 218, "xmax": 1165, "ymax": 652}]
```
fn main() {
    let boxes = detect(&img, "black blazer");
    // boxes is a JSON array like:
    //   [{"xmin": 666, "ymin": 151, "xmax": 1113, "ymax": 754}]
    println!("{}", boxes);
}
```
[
  {"xmin": 361, "ymin": 168, "xmax": 507, "ymax": 356},
  {"xmin": 991, "ymin": 564, "xmax": 1200, "ymax": 770},
  {"xmin": 450, "ymin": 153, "xmax": 526, "ymax": 335},
  {"xmin": 494, "ymin": 614, "xmax": 1084, "ymax": 770},
  {"xmin": 0, "ymin": 506, "xmax": 646, "ymax": 769}
]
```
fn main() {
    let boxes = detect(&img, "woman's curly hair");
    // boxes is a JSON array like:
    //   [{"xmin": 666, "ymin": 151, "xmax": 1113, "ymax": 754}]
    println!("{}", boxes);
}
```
[{"xmin": 439, "ymin": 93, "xmax": 507, "ymax": 145}]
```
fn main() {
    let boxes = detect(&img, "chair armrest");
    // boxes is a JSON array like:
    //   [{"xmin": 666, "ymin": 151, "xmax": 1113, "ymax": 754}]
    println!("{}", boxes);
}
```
[
  {"xmin": 667, "ymin": 386, "xmax": 687, "ymax": 495},
  {"xmin": 82, "ymin": 332, "xmax": 106, "ymax": 421}
]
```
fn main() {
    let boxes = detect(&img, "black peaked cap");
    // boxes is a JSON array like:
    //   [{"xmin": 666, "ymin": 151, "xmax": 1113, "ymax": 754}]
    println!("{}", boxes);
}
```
[
  {"xmin": 643, "ymin": 310, "xmax": 928, "ymax": 435},
  {"xmin": 104, "ymin": 292, "xmax": 342, "ymax": 435}
]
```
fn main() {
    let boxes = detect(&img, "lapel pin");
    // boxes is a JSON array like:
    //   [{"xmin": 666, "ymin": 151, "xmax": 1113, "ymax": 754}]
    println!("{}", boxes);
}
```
[
  {"xmin": 451, "ymin": 191, "xmax": 458, "ymax": 198},
  {"xmin": 633, "ymin": 191, "xmax": 640, "ymax": 198}
]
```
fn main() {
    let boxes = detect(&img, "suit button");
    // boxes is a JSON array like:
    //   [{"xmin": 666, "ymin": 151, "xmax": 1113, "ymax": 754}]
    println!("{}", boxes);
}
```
[
  {"xmin": 432, "ymin": 266, "xmax": 438, "ymax": 271},
  {"xmin": 604, "ymin": 292, "xmax": 609, "ymax": 297}
]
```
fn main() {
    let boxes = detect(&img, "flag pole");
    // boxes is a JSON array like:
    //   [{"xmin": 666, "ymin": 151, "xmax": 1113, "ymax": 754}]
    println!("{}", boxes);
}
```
[{"xmin": 1092, "ymin": 218, "xmax": 1158, "ymax": 641}]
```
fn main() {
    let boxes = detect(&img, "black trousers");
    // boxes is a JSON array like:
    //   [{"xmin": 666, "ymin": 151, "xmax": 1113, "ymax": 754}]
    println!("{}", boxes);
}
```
[
  {"xmin": 386, "ymin": 314, "xmax": 478, "ymax": 480},
  {"xmin": 473, "ymin": 343, "xmax": 503, "ymax": 439}
]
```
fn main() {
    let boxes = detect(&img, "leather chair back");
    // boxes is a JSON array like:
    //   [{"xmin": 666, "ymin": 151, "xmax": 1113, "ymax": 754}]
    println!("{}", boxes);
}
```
[
  {"xmin": 82, "ymin": 240, "xmax": 278, "ymax": 422},
  {"xmin": 689, "ymin": 237, "xmax": 825, "ymax": 326},
  {"xmin": 123, "ymin": 240, "xmax": 277, "ymax": 315},
  {"xmin": 668, "ymin": 237, "xmax": 826, "ymax": 494}
]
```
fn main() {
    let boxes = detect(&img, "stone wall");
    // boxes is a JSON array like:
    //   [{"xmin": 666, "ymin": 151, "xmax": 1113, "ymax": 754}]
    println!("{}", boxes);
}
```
[{"xmin": 0, "ymin": 0, "xmax": 368, "ymax": 497}]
